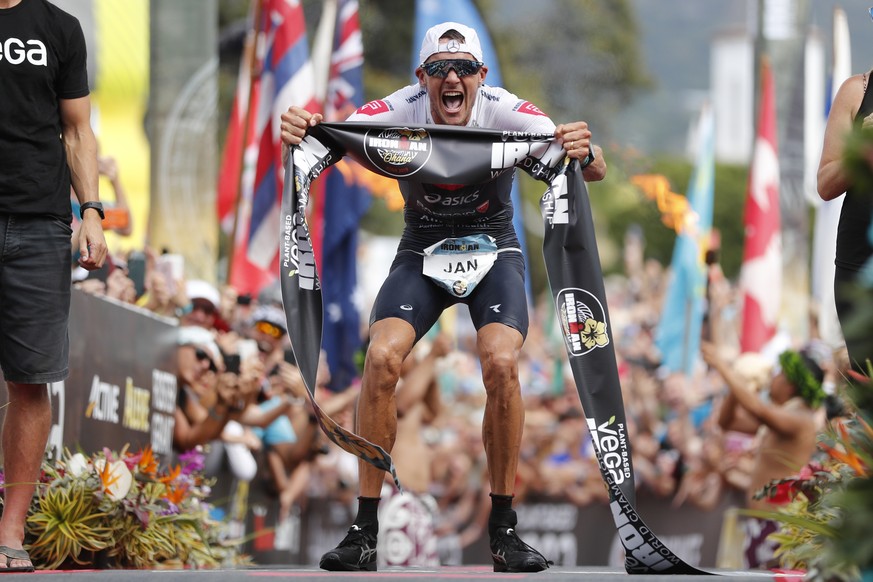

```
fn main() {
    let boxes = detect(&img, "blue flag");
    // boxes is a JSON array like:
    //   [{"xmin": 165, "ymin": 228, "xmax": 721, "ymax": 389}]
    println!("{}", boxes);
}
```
[{"xmin": 654, "ymin": 106, "xmax": 715, "ymax": 375}]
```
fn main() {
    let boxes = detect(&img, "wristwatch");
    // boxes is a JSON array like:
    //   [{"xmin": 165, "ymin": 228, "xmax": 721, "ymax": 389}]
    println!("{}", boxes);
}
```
[
  {"xmin": 580, "ymin": 146, "xmax": 596, "ymax": 170},
  {"xmin": 79, "ymin": 201, "xmax": 105, "ymax": 220}
]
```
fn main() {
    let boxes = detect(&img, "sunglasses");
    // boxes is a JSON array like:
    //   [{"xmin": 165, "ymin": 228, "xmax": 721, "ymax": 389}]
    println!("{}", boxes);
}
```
[
  {"xmin": 191, "ymin": 299, "xmax": 216, "ymax": 316},
  {"xmin": 194, "ymin": 347, "xmax": 218, "ymax": 373},
  {"xmin": 255, "ymin": 320, "xmax": 285, "ymax": 339},
  {"xmin": 421, "ymin": 59, "xmax": 483, "ymax": 78}
]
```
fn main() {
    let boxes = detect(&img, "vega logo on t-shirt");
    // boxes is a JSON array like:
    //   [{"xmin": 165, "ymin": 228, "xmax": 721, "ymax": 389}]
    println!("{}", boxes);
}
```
[{"xmin": 0, "ymin": 38, "xmax": 48, "ymax": 66}]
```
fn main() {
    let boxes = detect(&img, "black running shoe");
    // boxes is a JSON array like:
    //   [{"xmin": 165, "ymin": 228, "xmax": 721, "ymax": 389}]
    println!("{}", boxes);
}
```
[
  {"xmin": 319, "ymin": 525, "xmax": 378, "ymax": 571},
  {"xmin": 490, "ymin": 526, "xmax": 552, "ymax": 573}
]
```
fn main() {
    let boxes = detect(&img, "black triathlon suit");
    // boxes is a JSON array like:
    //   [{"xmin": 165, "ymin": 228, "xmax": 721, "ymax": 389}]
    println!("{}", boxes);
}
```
[{"xmin": 347, "ymin": 83, "xmax": 559, "ymax": 341}]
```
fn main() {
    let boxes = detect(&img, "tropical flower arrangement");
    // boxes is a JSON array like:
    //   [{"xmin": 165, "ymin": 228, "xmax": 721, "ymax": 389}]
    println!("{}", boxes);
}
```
[
  {"xmin": 0, "ymin": 445, "xmax": 247, "ymax": 570},
  {"xmin": 747, "ymin": 379, "xmax": 873, "ymax": 582}
]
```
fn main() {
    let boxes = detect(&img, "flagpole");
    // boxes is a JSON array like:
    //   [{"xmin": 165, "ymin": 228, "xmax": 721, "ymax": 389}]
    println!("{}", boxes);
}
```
[
  {"xmin": 312, "ymin": 0, "xmax": 338, "ymax": 106},
  {"xmin": 226, "ymin": 0, "xmax": 265, "ymax": 286}
]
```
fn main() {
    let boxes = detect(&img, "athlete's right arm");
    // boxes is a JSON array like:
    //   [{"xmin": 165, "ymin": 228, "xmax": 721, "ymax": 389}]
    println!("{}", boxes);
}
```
[{"xmin": 281, "ymin": 106, "xmax": 323, "ymax": 147}]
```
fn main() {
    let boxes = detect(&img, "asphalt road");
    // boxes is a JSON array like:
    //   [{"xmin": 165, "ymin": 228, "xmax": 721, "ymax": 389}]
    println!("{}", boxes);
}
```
[{"xmin": 7, "ymin": 565, "xmax": 802, "ymax": 581}]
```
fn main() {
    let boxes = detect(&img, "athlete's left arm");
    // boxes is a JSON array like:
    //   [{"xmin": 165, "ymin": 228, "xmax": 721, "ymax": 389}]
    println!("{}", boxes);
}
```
[{"xmin": 555, "ymin": 121, "xmax": 606, "ymax": 182}]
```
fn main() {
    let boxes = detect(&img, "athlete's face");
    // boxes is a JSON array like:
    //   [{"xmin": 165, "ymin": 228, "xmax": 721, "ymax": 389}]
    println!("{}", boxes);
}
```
[{"xmin": 416, "ymin": 50, "xmax": 487, "ymax": 126}]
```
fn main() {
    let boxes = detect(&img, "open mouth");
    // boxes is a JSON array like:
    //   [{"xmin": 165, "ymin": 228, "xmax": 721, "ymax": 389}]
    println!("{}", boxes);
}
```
[{"xmin": 442, "ymin": 91, "xmax": 464, "ymax": 113}]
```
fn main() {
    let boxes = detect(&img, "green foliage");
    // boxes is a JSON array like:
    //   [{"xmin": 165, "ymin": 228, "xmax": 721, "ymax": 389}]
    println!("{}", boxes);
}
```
[
  {"xmin": 8, "ymin": 447, "xmax": 247, "ymax": 570},
  {"xmin": 358, "ymin": 0, "xmax": 415, "ymax": 98},
  {"xmin": 497, "ymin": 0, "xmax": 653, "ymax": 134},
  {"xmin": 359, "ymin": 195, "xmax": 405, "ymax": 235},
  {"xmin": 779, "ymin": 350, "xmax": 827, "ymax": 409},
  {"xmin": 566, "ymin": 150, "xmax": 749, "ymax": 280},
  {"xmin": 26, "ymin": 478, "xmax": 115, "ymax": 570},
  {"xmin": 748, "ymin": 367, "xmax": 873, "ymax": 581}
]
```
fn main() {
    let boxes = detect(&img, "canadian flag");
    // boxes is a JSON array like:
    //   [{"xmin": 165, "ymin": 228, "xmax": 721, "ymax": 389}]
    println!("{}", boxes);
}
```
[{"xmin": 739, "ymin": 58, "xmax": 782, "ymax": 353}]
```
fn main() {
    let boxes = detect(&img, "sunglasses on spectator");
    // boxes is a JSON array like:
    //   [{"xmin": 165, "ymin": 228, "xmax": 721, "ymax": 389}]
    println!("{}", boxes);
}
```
[
  {"xmin": 255, "ymin": 320, "xmax": 286, "ymax": 339},
  {"xmin": 421, "ymin": 59, "xmax": 484, "ymax": 78},
  {"xmin": 194, "ymin": 348, "xmax": 218, "ymax": 373},
  {"xmin": 191, "ymin": 299, "xmax": 216, "ymax": 316}
]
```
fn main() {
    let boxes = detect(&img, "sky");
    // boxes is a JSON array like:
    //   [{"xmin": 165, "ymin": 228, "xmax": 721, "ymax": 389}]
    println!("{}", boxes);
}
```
[{"xmin": 616, "ymin": 0, "xmax": 873, "ymax": 155}]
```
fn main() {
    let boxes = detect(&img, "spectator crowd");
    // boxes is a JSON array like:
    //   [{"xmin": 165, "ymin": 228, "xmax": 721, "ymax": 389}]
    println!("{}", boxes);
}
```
[{"xmin": 72, "ymin": 221, "xmax": 852, "ymax": 569}]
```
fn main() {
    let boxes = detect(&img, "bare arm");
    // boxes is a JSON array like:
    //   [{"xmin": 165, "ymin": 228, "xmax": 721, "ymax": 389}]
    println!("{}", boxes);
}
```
[
  {"xmin": 237, "ymin": 396, "xmax": 294, "ymax": 428},
  {"xmin": 280, "ymin": 105, "xmax": 324, "ymax": 164},
  {"xmin": 817, "ymin": 73, "xmax": 866, "ymax": 201},
  {"xmin": 98, "ymin": 155, "xmax": 133, "ymax": 236},
  {"xmin": 395, "ymin": 334, "xmax": 451, "ymax": 415},
  {"xmin": 701, "ymin": 342, "xmax": 806, "ymax": 436},
  {"xmin": 555, "ymin": 122, "xmax": 607, "ymax": 182},
  {"xmin": 60, "ymin": 95, "xmax": 107, "ymax": 269},
  {"xmin": 173, "ymin": 405, "xmax": 231, "ymax": 451}
]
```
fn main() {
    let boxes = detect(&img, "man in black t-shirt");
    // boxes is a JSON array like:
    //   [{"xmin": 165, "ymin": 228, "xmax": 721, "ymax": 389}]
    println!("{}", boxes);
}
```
[{"xmin": 0, "ymin": 0, "xmax": 107, "ymax": 571}]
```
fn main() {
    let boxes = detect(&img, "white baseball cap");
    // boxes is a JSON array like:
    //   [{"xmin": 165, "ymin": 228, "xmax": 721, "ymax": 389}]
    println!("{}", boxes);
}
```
[
  {"xmin": 419, "ymin": 21, "xmax": 483, "ymax": 65},
  {"xmin": 186, "ymin": 279, "xmax": 221, "ymax": 310}
]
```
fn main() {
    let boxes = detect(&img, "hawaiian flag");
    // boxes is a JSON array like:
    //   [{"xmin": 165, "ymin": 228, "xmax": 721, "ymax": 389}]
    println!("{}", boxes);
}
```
[
  {"xmin": 325, "ymin": 0, "xmax": 363, "ymax": 120},
  {"xmin": 218, "ymin": 1, "xmax": 270, "ymax": 295},
  {"xmin": 739, "ymin": 58, "xmax": 782, "ymax": 353},
  {"xmin": 321, "ymin": 0, "xmax": 370, "ymax": 391},
  {"xmin": 247, "ymin": 0, "xmax": 320, "ymax": 274}
]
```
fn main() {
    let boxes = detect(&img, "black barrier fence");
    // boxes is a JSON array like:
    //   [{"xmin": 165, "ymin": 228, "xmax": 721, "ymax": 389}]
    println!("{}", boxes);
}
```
[
  {"xmin": 0, "ymin": 290, "xmax": 742, "ymax": 567},
  {"xmin": 232, "ymin": 482, "xmax": 743, "ymax": 567},
  {"xmin": 0, "ymin": 289, "xmax": 179, "ymax": 461}
]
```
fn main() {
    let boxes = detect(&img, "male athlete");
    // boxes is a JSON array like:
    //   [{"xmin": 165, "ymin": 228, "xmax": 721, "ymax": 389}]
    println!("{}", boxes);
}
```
[{"xmin": 280, "ymin": 21, "xmax": 606, "ymax": 572}]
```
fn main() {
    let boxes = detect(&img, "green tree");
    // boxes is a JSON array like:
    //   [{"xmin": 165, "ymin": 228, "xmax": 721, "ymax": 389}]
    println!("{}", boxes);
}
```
[
  {"xmin": 495, "ymin": 0, "xmax": 653, "ymax": 137},
  {"xmin": 594, "ymin": 153, "xmax": 749, "ymax": 281}
]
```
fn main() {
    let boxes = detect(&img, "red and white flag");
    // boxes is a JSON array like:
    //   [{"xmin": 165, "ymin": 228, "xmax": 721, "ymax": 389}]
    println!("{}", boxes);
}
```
[
  {"xmin": 218, "ymin": 0, "xmax": 320, "ymax": 296},
  {"xmin": 248, "ymin": 0, "xmax": 320, "ymax": 271},
  {"xmin": 739, "ymin": 58, "xmax": 782, "ymax": 353},
  {"xmin": 217, "ymin": 0, "xmax": 268, "ymax": 295}
]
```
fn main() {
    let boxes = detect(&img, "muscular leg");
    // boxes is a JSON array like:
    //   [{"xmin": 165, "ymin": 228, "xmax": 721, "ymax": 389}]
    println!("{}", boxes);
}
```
[
  {"xmin": 477, "ymin": 323, "xmax": 524, "ymax": 495},
  {"xmin": 477, "ymin": 324, "xmax": 550, "ymax": 572},
  {"xmin": 0, "ymin": 382, "xmax": 51, "ymax": 569},
  {"xmin": 357, "ymin": 318, "xmax": 417, "ymax": 497}
]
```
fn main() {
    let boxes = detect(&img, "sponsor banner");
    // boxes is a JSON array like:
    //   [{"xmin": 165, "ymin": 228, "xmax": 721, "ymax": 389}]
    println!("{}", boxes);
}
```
[
  {"xmin": 456, "ymin": 492, "xmax": 740, "ymax": 568},
  {"xmin": 282, "ymin": 128, "xmax": 401, "ymax": 488},
  {"xmin": 236, "ymin": 491, "xmax": 738, "ymax": 567},
  {"xmin": 283, "ymin": 123, "xmax": 713, "ymax": 574},
  {"xmin": 541, "ymin": 161, "xmax": 710, "ymax": 574},
  {"xmin": 0, "ymin": 289, "xmax": 178, "ymax": 460}
]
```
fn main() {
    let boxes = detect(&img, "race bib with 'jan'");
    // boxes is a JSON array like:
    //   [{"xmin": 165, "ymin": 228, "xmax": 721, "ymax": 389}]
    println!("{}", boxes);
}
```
[{"xmin": 421, "ymin": 234, "xmax": 502, "ymax": 298}]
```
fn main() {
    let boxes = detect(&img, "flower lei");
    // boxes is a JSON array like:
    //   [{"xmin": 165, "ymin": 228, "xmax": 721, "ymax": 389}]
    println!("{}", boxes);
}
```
[{"xmin": 779, "ymin": 350, "xmax": 826, "ymax": 408}]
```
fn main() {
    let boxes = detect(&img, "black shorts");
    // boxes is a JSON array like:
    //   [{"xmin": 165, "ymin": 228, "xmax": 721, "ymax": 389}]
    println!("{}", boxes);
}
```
[
  {"xmin": 369, "ymin": 249, "xmax": 529, "ymax": 342},
  {"xmin": 0, "ymin": 214, "xmax": 73, "ymax": 384}
]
